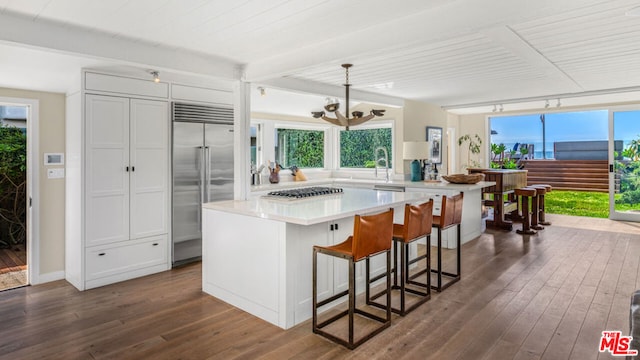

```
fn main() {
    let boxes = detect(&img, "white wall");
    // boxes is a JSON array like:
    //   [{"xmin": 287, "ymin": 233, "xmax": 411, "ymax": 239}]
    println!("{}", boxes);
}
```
[
  {"xmin": 402, "ymin": 100, "xmax": 449, "ymax": 175},
  {"xmin": 453, "ymin": 113, "xmax": 488, "ymax": 173}
]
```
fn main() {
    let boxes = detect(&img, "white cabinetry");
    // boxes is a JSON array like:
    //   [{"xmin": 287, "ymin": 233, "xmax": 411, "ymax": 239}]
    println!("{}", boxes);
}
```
[
  {"xmin": 406, "ymin": 187, "xmax": 483, "ymax": 249},
  {"xmin": 67, "ymin": 92, "xmax": 170, "ymax": 290}
]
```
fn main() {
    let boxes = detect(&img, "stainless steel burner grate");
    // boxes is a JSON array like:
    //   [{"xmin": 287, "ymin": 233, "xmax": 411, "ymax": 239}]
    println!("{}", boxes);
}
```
[{"xmin": 265, "ymin": 186, "xmax": 343, "ymax": 199}]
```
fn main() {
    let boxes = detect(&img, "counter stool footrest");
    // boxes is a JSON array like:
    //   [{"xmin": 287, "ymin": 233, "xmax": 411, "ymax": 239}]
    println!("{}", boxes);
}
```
[
  {"xmin": 408, "ymin": 268, "xmax": 429, "ymax": 280},
  {"xmin": 317, "ymin": 290, "xmax": 349, "ymax": 308},
  {"xmin": 369, "ymin": 271, "xmax": 387, "ymax": 284},
  {"xmin": 316, "ymin": 309, "xmax": 349, "ymax": 329},
  {"xmin": 430, "ymin": 268, "xmax": 460, "ymax": 292}
]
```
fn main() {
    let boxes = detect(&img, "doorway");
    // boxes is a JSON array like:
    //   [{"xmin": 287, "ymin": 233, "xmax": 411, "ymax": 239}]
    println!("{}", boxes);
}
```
[
  {"xmin": 0, "ymin": 97, "xmax": 38, "ymax": 291},
  {"xmin": 610, "ymin": 108, "xmax": 640, "ymax": 222}
]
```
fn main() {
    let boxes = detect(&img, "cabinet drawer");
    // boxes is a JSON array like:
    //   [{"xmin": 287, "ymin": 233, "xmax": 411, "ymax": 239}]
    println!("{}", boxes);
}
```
[{"xmin": 85, "ymin": 236, "xmax": 168, "ymax": 280}]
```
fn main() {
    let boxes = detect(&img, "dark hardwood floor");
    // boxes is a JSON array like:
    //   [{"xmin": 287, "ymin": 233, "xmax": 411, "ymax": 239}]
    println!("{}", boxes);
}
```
[{"xmin": 0, "ymin": 214, "xmax": 638, "ymax": 359}]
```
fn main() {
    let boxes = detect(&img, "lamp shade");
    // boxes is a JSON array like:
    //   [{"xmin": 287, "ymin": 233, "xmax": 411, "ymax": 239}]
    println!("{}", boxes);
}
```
[{"xmin": 403, "ymin": 141, "xmax": 430, "ymax": 160}]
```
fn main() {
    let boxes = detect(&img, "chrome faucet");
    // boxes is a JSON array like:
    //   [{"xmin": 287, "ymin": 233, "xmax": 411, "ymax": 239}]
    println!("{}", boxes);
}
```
[{"xmin": 374, "ymin": 147, "xmax": 389, "ymax": 182}]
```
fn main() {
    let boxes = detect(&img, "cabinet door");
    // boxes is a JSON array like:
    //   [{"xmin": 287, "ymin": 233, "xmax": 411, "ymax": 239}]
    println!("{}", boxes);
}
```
[
  {"xmin": 85, "ymin": 95, "xmax": 130, "ymax": 246},
  {"xmin": 331, "ymin": 218, "xmax": 358, "ymax": 294},
  {"xmin": 291, "ymin": 222, "xmax": 333, "ymax": 324},
  {"xmin": 129, "ymin": 99, "xmax": 168, "ymax": 239}
]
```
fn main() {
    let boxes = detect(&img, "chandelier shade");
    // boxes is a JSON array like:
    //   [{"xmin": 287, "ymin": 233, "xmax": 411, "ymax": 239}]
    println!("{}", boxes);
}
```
[{"xmin": 311, "ymin": 64, "xmax": 385, "ymax": 130}]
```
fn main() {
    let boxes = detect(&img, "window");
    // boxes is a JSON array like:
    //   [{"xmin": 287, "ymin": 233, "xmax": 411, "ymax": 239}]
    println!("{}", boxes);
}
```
[
  {"xmin": 339, "ymin": 125, "xmax": 392, "ymax": 168},
  {"xmin": 275, "ymin": 128, "xmax": 324, "ymax": 168},
  {"xmin": 490, "ymin": 110, "xmax": 607, "ymax": 160}
]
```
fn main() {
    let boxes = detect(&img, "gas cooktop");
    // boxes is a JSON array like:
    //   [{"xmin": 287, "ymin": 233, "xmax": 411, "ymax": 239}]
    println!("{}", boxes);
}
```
[{"xmin": 264, "ymin": 186, "xmax": 343, "ymax": 200}]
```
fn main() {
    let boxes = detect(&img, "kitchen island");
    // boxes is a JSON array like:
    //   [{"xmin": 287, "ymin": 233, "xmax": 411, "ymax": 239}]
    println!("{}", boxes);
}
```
[{"xmin": 202, "ymin": 182, "xmax": 493, "ymax": 329}]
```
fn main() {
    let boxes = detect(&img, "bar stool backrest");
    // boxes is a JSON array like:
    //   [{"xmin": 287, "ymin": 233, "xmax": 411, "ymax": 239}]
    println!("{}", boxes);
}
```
[
  {"xmin": 437, "ymin": 193, "xmax": 464, "ymax": 230},
  {"xmin": 352, "ymin": 208, "xmax": 394, "ymax": 261},
  {"xmin": 403, "ymin": 200, "xmax": 434, "ymax": 241}
]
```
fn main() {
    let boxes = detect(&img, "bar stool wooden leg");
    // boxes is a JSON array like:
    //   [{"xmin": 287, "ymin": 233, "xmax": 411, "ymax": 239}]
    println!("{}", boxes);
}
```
[
  {"xmin": 530, "ymin": 192, "xmax": 544, "ymax": 231},
  {"xmin": 515, "ymin": 189, "xmax": 536, "ymax": 235},
  {"xmin": 532, "ymin": 184, "xmax": 552, "ymax": 225}
]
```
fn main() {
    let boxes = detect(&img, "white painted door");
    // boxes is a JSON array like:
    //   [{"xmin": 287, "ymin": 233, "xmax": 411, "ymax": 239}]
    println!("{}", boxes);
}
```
[
  {"xmin": 85, "ymin": 94, "xmax": 130, "ymax": 246},
  {"xmin": 609, "ymin": 109, "xmax": 640, "ymax": 221},
  {"xmin": 129, "ymin": 99, "xmax": 168, "ymax": 239}
]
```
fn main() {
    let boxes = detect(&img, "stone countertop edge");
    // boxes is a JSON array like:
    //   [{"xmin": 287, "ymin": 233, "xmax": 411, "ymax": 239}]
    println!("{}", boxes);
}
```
[
  {"xmin": 250, "ymin": 178, "xmax": 496, "ymax": 192},
  {"xmin": 202, "ymin": 188, "xmax": 433, "ymax": 226}
]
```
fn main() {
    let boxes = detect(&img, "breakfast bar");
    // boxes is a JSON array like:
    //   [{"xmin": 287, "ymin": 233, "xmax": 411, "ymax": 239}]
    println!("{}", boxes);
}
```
[{"xmin": 201, "ymin": 182, "xmax": 494, "ymax": 329}]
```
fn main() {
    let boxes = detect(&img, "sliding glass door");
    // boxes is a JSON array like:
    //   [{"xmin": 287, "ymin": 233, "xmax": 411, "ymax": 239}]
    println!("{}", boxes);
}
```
[{"xmin": 610, "ymin": 108, "xmax": 640, "ymax": 221}]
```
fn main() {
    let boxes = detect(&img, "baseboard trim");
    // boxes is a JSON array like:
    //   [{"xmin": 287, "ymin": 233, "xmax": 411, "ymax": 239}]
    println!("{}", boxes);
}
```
[{"xmin": 32, "ymin": 270, "xmax": 65, "ymax": 285}]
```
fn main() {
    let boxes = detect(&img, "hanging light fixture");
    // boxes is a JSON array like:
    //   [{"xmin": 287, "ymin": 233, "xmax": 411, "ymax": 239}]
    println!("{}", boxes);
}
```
[{"xmin": 311, "ymin": 64, "xmax": 385, "ymax": 130}]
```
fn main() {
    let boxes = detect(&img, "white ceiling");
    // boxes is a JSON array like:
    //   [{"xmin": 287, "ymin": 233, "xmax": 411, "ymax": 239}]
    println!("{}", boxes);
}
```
[{"xmin": 2, "ymin": 0, "xmax": 640, "ymax": 115}]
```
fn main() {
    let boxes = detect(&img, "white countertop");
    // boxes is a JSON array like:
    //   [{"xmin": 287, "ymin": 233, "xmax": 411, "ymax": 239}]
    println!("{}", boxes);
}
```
[
  {"xmin": 251, "ymin": 178, "xmax": 495, "ymax": 192},
  {"xmin": 202, "ymin": 187, "xmax": 431, "ymax": 225}
]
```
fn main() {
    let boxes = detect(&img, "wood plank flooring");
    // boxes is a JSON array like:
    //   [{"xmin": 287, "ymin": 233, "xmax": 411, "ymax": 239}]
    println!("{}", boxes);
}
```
[
  {"xmin": 0, "ymin": 214, "xmax": 638, "ymax": 359},
  {"xmin": 0, "ymin": 244, "xmax": 26, "ymax": 274},
  {"xmin": 0, "ymin": 244, "xmax": 27, "ymax": 291}
]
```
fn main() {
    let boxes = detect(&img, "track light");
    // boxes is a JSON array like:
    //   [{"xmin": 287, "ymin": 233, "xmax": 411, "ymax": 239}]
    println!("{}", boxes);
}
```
[
  {"xmin": 499, "ymin": 104, "xmax": 504, "ymax": 112},
  {"xmin": 544, "ymin": 99, "xmax": 550, "ymax": 108},
  {"xmin": 556, "ymin": 98, "xmax": 561, "ymax": 107},
  {"xmin": 492, "ymin": 105, "xmax": 497, "ymax": 112},
  {"xmin": 150, "ymin": 71, "xmax": 160, "ymax": 83},
  {"xmin": 258, "ymin": 86, "xmax": 266, "ymax": 97}
]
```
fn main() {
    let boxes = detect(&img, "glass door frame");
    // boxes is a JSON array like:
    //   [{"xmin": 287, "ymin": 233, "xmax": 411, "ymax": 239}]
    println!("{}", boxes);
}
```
[{"xmin": 609, "ymin": 105, "xmax": 640, "ymax": 222}]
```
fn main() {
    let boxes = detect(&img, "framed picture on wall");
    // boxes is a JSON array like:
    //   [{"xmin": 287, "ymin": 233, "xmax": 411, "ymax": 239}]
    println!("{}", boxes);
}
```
[{"xmin": 426, "ymin": 126, "xmax": 442, "ymax": 164}]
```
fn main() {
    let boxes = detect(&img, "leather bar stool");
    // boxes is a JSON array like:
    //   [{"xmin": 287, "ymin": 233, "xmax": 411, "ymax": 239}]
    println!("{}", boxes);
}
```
[
  {"xmin": 514, "ymin": 187, "xmax": 537, "ymax": 235},
  {"xmin": 312, "ymin": 208, "xmax": 394, "ymax": 350},
  {"xmin": 431, "ymin": 193, "xmax": 463, "ymax": 292},
  {"xmin": 367, "ymin": 200, "xmax": 433, "ymax": 316},
  {"xmin": 531, "ymin": 184, "xmax": 552, "ymax": 225},
  {"xmin": 529, "ymin": 185, "xmax": 546, "ymax": 230}
]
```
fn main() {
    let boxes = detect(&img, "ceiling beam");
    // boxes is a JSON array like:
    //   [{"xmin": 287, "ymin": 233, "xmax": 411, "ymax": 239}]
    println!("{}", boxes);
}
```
[
  {"xmin": 0, "ymin": 11, "xmax": 240, "ymax": 80},
  {"xmin": 480, "ymin": 25, "xmax": 583, "ymax": 92},
  {"xmin": 259, "ymin": 77, "xmax": 404, "ymax": 108}
]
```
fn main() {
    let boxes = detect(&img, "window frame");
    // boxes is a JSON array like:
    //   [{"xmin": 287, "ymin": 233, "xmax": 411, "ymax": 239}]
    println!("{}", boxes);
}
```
[
  {"xmin": 334, "ymin": 120, "xmax": 395, "ymax": 171},
  {"xmin": 273, "ymin": 122, "xmax": 331, "ymax": 170}
]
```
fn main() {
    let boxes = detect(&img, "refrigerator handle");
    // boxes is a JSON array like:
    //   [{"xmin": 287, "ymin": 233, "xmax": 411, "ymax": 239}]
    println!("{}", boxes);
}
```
[
  {"xmin": 205, "ymin": 146, "xmax": 211, "ymax": 203},
  {"xmin": 197, "ymin": 146, "xmax": 205, "ymax": 204}
]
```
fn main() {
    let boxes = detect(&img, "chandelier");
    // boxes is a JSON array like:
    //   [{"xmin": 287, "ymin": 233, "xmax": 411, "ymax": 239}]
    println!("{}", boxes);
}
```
[{"xmin": 311, "ymin": 64, "xmax": 385, "ymax": 130}]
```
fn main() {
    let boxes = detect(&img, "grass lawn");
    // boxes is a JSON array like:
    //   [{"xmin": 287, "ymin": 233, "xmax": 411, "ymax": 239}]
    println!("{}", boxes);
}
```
[{"xmin": 544, "ymin": 190, "xmax": 637, "ymax": 218}]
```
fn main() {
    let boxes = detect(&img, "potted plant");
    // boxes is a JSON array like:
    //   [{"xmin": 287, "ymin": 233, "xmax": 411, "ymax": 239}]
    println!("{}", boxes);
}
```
[{"xmin": 458, "ymin": 134, "xmax": 482, "ymax": 169}]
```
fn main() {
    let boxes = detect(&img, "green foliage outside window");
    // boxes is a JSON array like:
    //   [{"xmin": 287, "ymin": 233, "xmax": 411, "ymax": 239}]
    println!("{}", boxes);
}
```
[
  {"xmin": 340, "ymin": 128, "xmax": 392, "ymax": 168},
  {"xmin": 615, "ymin": 136, "xmax": 640, "ymax": 206},
  {"xmin": 0, "ymin": 124, "xmax": 27, "ymax": 247},
  {"xmin": 275, "ymin": 128, "xmax": 324, "ymax": 168}
]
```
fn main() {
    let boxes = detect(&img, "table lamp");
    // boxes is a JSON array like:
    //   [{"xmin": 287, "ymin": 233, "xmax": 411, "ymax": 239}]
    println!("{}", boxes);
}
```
[{"xmin": 403, "ymin": 141, "xmax": 430, "ymax": 182}]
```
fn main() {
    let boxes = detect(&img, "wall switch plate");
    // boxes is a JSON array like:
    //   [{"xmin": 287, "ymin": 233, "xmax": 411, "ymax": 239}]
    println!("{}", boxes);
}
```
[{"xmin": 47, "ymin": 168, "xmax": 65, "ymax": 179}]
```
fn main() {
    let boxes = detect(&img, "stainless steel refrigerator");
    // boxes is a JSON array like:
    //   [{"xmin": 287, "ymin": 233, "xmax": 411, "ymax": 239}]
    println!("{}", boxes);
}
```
[{"xmin": 172, "ymin": 102, "xmax": 234, "ymax": 266}]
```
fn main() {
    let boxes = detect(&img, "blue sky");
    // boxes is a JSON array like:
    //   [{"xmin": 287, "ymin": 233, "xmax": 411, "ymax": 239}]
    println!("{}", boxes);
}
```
[{"xmin": 490, "ymin": 109, "xmax": 640, "ymax": 149}]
